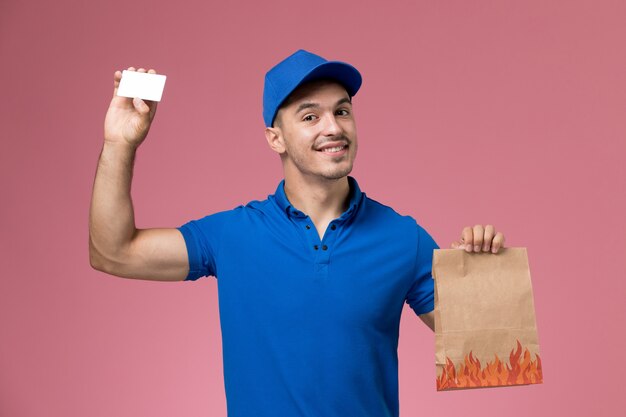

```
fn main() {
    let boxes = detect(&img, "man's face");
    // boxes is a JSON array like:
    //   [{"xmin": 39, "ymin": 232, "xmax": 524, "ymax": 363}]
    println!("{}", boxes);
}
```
[{"xmin": 267, "ymin": 79, "xmax": 358, "ymax": 181}]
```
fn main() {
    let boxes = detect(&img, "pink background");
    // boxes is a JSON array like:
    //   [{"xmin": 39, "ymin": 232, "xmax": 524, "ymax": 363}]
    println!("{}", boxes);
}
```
[{"xmin": 1, "ymin": 0, "xmax": 624, "ymax": 416}]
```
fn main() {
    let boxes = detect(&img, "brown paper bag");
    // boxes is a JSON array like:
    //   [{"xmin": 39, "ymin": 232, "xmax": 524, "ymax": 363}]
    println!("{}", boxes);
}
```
[{"xmin": 433, "ymin": 247, "xmax": 543, "ymax": 391}]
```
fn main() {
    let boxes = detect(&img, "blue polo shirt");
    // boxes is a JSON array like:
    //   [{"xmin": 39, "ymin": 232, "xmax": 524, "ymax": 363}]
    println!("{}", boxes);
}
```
[{"xmin": 177, "ymin": 176, "xmax": 439, "ymax": 417}]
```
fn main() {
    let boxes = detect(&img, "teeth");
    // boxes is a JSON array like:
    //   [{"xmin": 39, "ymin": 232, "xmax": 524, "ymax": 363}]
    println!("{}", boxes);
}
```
[{"xmin": 321, "ymin": 145, "xmax": 346, "ymax": 153}]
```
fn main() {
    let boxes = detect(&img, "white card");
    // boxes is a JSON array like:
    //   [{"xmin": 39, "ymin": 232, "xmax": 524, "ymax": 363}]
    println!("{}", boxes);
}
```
[{"xmin": 116, "ymin": 70, "xmax": 167, "ymax": 102}]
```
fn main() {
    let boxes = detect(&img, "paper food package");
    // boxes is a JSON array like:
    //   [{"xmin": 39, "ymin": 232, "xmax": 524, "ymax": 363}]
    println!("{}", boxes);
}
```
[{"xmin": 433, "ymin": 247, "xmax": 543, "ymax": 391}]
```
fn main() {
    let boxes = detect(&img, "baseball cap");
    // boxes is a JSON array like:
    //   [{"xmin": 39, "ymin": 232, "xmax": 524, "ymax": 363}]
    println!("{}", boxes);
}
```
[{"xmin": 263, "ymin": 49, "xmax": 362, "ymax": 127}]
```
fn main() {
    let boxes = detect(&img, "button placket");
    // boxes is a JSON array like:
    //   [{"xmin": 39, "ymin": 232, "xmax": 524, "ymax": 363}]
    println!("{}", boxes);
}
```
[
  {"xmin": 287, "ymin": 209, "xmax": 320, "ymax": 256},
  {"xmin": 300, "ymin": 219, "xmax": 322, "ymax": 254},
  {"xmin": 316, "ymin": 220, "xmax": 341, "ymax": 264},
  {"xmin": 301, "ymin": 217, "xmax": 342, "ymax": 261}
]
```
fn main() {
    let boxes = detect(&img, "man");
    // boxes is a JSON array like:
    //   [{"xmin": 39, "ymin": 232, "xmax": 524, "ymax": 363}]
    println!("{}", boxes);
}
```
[{"xmin": 90, "ymin": 49, "xmax": 505, "ymax": 416}]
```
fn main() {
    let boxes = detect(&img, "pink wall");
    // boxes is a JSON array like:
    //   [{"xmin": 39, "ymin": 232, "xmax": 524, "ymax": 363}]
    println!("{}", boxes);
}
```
[{"xmin": 1, "ymin": 0, "xmax": 624, "ymax": 416}]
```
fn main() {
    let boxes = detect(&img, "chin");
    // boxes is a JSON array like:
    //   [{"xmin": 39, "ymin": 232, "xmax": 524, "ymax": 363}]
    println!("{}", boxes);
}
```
[{"xmin": 322, "ymin": 165, "xmax": 353, "ymax": 180}]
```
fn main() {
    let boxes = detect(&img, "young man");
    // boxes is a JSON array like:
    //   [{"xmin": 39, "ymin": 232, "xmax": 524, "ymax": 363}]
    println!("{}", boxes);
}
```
[{"xmin": 90, "ymin": 49, "xmax": 505, "ymax": 417}]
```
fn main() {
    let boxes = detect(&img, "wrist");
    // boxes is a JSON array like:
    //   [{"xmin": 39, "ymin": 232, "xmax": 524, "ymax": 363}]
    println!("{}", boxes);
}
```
[{"xmin": 103, "ymin": 138, "xmax": 139, "ymax": 153}]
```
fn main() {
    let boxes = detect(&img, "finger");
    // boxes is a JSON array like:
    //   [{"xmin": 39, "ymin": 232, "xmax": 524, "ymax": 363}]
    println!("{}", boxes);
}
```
[
  {"xmin": 133, "ymin": 97, "xmax": 150, "ymax": 114},
  {"xmin": 461, "ymin": 226, "xmax": 473, "ymax": 252},
  {"xmin": 137, "ymin": 68, "xmax": 146, "ymax": 73},
  {"xmin": 483, "ymin": 224, "xmax": 495, "ymax": 252},
  {"xmin": 147, "ymin": 99, "xmax": 158, "ymax": 120},
  {"xmin": 491, "ymin": 232, "xmax": 505, "ymax": 253},
  {"xmin": 451, "ymin": 241, "xmax": 462, "ymax": 249},
  {"xmin": 472, "ymin": 224, "xmax": 484, "ymax": 252},
  {"xmin": 128, "ymin": 66, "xmax": 136, "ymax": 71},
  {"xmin": 113, "ymin": 70, "xmax": 122, "ymax": 96},
  {"xmin": 147, "ymin": 68, "xmax": 157, "ymax": 74}
]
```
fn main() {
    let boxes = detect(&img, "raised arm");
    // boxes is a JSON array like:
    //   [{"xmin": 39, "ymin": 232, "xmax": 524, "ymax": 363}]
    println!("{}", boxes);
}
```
[{"xmin": 89, "ymin": 68, "xmax": 188, "ymax": 281}]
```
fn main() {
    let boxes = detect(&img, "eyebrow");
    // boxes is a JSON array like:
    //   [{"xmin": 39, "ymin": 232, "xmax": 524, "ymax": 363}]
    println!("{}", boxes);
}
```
[{"xmin": 294, "ymin": 97, "xmax": 352, "ymax": 115}]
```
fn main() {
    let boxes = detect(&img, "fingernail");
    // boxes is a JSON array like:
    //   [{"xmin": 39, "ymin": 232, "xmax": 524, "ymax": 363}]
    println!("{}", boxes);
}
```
[
  {"xmin": 465, "ymin": 245, "xmax": 472, "ymax": 252},
  {"xmin": 483, "ymin": 245, "xmax": 489, "ymax": 252},
  {"xmin": 492, "ymin": 247, "xmax": 498, "ymax": 253},
  {"xmin": 474, "ymin": 245, "xmax": 480, "ymax": 252}
]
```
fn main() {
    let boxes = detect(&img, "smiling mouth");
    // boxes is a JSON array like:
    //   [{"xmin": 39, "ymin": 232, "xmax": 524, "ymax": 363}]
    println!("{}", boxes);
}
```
[{"xmin": 317, "ymin": 144, "xmax": 348, "ymax": 154}]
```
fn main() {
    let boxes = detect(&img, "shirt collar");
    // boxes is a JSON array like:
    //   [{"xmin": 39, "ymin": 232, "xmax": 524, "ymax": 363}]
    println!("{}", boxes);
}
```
[{"xmin": 271, "ymin": 176, "xmax": 364, "ymax": 220}]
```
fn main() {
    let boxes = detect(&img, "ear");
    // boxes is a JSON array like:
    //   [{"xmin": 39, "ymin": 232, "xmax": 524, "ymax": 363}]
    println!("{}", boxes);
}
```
[{"xmin": 265, "ymin": 126, "xmax": 286, "ymax": 154}]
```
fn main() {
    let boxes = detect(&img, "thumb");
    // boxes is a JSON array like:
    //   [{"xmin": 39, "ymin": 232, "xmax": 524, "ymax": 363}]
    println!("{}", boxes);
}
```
[{"xmin": 133, "ymin": 97, "xmax": 150, "ymax": 114}]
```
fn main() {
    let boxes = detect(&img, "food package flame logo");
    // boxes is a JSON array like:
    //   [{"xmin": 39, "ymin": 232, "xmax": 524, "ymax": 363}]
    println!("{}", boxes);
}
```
[{"xmin": 436, "ymin": 340, "xmax": 543, "ymax": 391}]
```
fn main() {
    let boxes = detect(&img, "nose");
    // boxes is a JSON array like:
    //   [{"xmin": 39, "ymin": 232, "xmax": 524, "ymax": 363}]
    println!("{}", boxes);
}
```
[{"xmin": 321, "ymin": 112, "xmax": 342, "ymax": 136}]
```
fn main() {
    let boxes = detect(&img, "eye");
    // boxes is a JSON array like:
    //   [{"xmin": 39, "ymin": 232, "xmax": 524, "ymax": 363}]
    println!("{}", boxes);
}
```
[
  {"xmin": 303, "ymin": 114, "xmax": 317, "ymax": 122},
  {"xmin": 336, "ymin": 109, "xmax": 350, "ymax": 116}
]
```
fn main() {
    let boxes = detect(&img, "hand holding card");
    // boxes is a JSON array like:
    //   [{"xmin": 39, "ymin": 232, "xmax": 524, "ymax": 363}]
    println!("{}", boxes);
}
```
[
  {"xmin": 116, "ymin": 70, "xmax": 167, "ymax": 102},
  {"xmin": 104, "ymin": 68, "xmax": 163, "ymax": 149}
]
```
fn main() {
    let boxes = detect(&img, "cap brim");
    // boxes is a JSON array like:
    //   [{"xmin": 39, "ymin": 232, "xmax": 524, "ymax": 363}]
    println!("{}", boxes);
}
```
[{"xmin": 298, "ymin": 61, "xmax": 362, "ymax": 97}]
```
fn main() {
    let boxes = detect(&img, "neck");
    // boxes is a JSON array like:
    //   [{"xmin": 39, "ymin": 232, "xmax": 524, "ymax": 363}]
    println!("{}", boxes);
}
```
[{"xmin": 283, "ymin": 172, "xmax": 351, "ymax": 223}]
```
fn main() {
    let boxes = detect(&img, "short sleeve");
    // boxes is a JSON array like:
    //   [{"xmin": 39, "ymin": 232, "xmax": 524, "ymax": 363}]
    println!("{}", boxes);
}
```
[
  {"xmin": 405, "ymin": 221, "xmax": 440, "ymax": 316},
  {"xmin": 176, "ymin": 209, "xmax": 236, "ymax": 281}
]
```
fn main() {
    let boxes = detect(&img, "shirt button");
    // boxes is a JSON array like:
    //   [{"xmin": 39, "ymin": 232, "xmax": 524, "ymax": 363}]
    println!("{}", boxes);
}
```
[
  {"xmin": 314, "ymin": 245, "xmax": 319, "ymax": 250},
  {"xmin": 330, "ymin": 224, "xmax": 336, "ymax": 230},
  {"xmin": 322, "ymin": 245, "xmax": 328, "ymax": 250},
  {"xmin": 306, "ymin": 225, "xmax": 311, "ymax": 230}
]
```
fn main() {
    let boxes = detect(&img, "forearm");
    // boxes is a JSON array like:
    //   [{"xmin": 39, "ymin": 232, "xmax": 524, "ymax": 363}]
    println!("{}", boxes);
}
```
[{"xmin": 89, "ymin": 141, "xmax": 139, "ymax": 268}]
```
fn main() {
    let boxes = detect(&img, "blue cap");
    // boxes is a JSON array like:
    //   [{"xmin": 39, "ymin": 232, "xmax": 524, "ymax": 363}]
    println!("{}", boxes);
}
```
[{"xmin": 263, "ymin": 49, "xmax": 362, "ymax": 127}]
